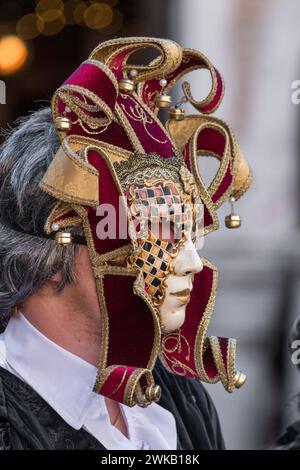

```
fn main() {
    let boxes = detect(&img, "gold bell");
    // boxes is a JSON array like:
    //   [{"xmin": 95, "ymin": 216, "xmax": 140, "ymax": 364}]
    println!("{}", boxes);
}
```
[
  {"xmin": 54, "ymin": 116, "xmax": 71, "ymax": 132},
  {"xmin": 169, "ymin": 106, "xmax": 185, "ymax": 121},
  {"xmin": 234, "ymin": 370, "xmax": 247, "ymax": 388},
  {"xmin": 145, "ymin": 384, "xmax": 161, "ymax": 403},
  {"xmin": 118, "ymin": 78, "xmax": 135, "ymax": 93},
  {"xmin": 225, "ymin": 197, "xmax": 241, "ymax": 229},
  {"xmin": 55, "ymin": 231, "xmax": 73, "ymax": 245},
  {"xmin": 155, "ymin": 77, "xmax": 172, "ymax": 109},
  {"xmin": 155, "ymin": 93, "xmax": 172, "ymax": 109},
  {"xmin": 225, "ymin": 214, "xmax": 241, "ymax": 229}
]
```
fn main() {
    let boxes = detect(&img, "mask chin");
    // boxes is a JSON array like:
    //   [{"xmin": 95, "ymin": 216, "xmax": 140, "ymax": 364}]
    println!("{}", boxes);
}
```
[{"xmin": 159, "ymin": 303, "xmax": 187, "ymax": 334}]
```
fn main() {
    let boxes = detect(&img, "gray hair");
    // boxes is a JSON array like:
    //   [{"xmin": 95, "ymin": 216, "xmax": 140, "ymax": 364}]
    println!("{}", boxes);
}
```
[{"xmin": 0, "ymin": 107, "xmax": 79, "ymax": 329}]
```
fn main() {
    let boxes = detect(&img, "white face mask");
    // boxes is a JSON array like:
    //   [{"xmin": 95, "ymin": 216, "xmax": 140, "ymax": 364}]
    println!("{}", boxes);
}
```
[{"xmin": 159, "ymin": 235, "xmax": 203, "ymax": 333}]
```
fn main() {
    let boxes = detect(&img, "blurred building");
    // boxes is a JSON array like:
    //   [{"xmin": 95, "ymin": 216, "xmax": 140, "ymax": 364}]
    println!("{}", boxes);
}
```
[{"xmin": 168, "ymin": 0, "xmax": 300, "ymax": 449}]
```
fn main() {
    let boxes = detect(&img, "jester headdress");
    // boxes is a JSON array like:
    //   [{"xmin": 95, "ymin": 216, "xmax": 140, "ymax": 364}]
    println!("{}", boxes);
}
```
[{"xmin": 39, "ymin": 37, "xmax": 252, "ymax": 407}]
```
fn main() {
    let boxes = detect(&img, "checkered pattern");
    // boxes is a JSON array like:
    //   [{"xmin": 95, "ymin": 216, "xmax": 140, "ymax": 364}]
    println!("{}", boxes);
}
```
[
  {"xmin": 129, "ymin": 182, "xmax": 203, "ymax": 302},
  {"xmin": 133, "ymin": 235, "xmax": 174, "ymax": 300},
  {"xmin": 132, "ymin": 183, "xmax": 191, "ymax": 232}
]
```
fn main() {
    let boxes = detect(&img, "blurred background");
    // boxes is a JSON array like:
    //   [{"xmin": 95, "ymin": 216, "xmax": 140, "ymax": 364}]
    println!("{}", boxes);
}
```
[{"xmin": 1, "ymin": 0, "xmax": 300, "ymax": 450}]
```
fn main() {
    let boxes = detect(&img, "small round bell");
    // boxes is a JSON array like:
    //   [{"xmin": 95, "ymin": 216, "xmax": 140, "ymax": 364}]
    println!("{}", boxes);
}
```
[
  {"xmin": 55, "ymin": 231, "xmax": 73, "ymax": 245},
  {"xmin": 118, "ymin": 78, "xmax": 135, "ymax": 92},
  {"xmin": 145, "ymin": 384, "xmax": 161, "ymax": 403},
  {"xmin": 225, "ymin": 213, "xmax": 241, "ymax": 229},
  {"xmin": 225, "ymin": 196, "xmax": 241, "ymax": 229},
  {"xmin": 55, "ymin": 116, "xmax": 71, "ymax": 132},
  {"xmin": 169, "ymin": 106, "xmax": 185, "ymax": 120},
  {"xmin": 234, "ymin": 370, "xmax": 247, "ymax": 388},
  {"xmin": 155, "ymin": 93, "xmax": 172, "ymax": 109}
]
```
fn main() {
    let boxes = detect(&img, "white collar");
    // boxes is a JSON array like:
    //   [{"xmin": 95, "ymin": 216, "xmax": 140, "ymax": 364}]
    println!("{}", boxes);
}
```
[
  {"xmin": 3, "ymin": 311, "xmax": 99, "ymax": 429},
  {"xmin": 1, "ymin": 311, "xmax": 178, "ymax": 450}
]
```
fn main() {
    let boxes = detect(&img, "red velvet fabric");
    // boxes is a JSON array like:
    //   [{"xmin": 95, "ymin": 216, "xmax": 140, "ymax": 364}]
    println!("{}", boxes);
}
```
[
  {"xmin": 196, "ymin": 127, "xmax": 225, "ymax": 156},
  {"xmin": 140, "ymin": 53, "xmax": 224, "ymax": 115},
  {"xmin": 100, "ymin": 365, "xmax": 136, "ymax": 402},
  {"xmin": 211, "ymin": 166, "xmax": 233, "ymax": 204},
  {"xmin": 109, "ymin": 48, "xmax": 136, "ymax": 81},
  {"xmin": 161, "ymin": 265, "xmax": 214, "ymax": 378},
  {"xmin": 86, "ymin": 148, "xmax": 129, "ymax": 254},
  {"xmin": 200, "ymin": 68, "xmax": 224, "ymax": 113},
  {"xmin": 116, "ymin": 93, "xmax": 174, "ymax": 157},
  {"xmin": 103, "ymin": 274, "xmax": 156, "ymax": 368},
  {"xmin": 63, "ymin": 62, "xmax": 117, "ymax": 110}
]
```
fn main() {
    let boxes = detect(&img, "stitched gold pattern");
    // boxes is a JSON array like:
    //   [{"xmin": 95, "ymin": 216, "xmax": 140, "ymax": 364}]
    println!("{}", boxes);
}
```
[
  {"xmin": 89, "ymin": 37, "xmax": 182, "ymax": 84},
  {"xmin": 120, "ymin": 95, "xmax": 168, "ymax": 145},
  {"xmin": 39, "ymin": 144, "xmax": 99, "ymax": 207}
]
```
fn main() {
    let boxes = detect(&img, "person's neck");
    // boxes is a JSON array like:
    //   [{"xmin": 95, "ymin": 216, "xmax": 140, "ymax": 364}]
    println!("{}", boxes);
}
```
[
  {"xmin": 19, "ymin": 283, "xmax": 129, "ymax": 439},
  {"xmin": 19, "ymin": 285, "xmax": 101, "ymax": 368}
]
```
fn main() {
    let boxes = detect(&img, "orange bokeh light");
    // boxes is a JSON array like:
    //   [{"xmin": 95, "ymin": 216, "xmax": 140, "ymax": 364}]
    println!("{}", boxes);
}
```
[{"xmin": 0, "ymin": 35, "xmax": 28, "ymax": 75}]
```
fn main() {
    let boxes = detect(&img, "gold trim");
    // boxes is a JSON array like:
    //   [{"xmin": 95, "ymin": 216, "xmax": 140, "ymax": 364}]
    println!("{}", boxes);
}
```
[
  {"xmin": 193, "ymin": 258, "xmax": 219, "ymax": 384},
  {"xmin": 89, "ymin": 37, "xmax": 182, "ymax": 84},
  {"xmin": 39, "ymin": 143, "xmax": 99, "ymax": 207},
  {"xmin": 114, "ymin": 101, "xmax": 144, "ymax": 153}
]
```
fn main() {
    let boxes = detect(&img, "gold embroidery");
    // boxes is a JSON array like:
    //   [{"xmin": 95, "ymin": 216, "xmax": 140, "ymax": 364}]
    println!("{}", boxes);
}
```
[
  {"xmin": 119, "ymin": 95, "xmax": 168, "ymax": 145},
  {"xmin": 39, "ymin": 144, "xmax": 99, "ymax": 207},
  {"xmin": 90, "ymin": 37, "xmax": 182, "ymax": 84}
]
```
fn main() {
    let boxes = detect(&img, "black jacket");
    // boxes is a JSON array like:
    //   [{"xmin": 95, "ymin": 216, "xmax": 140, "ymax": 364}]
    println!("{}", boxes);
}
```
[
  {"xmin": 0, "ymin": 360, "xmax": 225, "ymax": 450},
  {"xmin": 275, "ymin": 420, "xmax": 300, "ymax": 450}
]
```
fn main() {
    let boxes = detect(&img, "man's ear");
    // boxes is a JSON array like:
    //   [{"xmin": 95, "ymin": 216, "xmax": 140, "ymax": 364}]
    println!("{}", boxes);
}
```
[
  {"xmin": 50, "ymin": 271, "xmax": 63, "ymax": 283},
  {"xmin": 48, "ymin": 270, "xmax": 64, "ymax": 290}
]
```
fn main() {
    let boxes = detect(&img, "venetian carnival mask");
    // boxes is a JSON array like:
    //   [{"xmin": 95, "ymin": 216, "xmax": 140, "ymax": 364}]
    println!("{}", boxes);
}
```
[{"xmin": 39, "ymin": 37, "xmax": 253, "ymax": 407}]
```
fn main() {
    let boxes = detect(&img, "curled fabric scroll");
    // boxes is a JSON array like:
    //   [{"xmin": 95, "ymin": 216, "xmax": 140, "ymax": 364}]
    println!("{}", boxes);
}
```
[
  {"xmin": 138, "ymin": 48, "xmax": 225, "ymax": 114},
  {"xmin": 167, "ymin": 115, "xmax": 253, "ymax": 234}
]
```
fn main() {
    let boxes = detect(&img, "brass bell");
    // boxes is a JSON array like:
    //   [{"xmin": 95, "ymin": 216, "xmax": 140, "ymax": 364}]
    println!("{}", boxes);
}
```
[
  {"xmin": 54, "ymin": 116, "xmax": 71, "ymax": 132},
  {"xmin": 55, "ymin": 231, "xmax": 73, "ymax": 245},
  {"xmin": 118, "ymin": 78, "xmax": 135, "ymax": 93},
  {"xmin": 225, "ymin": 197, "xmax": 241, "ymax": 229},
  {"xmin": 234, "ymin": 370, "xmax": 247, "ymax": 388},
  {"xmin": 155, "ymin": 93, "xmax": 172, "ymax": 109},
  {"xmin": 145, "ymin": 384, "xmax": 161, "ymax": 403},
  {"xmin": 225, "ymin": 214, "xmax": 241, "ymax": 229},
  {"xmin": 169, "ymin": 106, "xmax": 185, "ymax": 121}
]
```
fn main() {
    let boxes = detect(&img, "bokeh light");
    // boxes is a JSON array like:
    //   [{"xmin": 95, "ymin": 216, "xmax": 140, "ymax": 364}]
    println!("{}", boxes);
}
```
[
  {"xmin": 16, "ymin": 13, "xmax": 44, "ymax": 40},
  {"xmin": 83, "ymin": 3, "xmax": 113, "ymax": 29},
  {"xmin": 99, "ymin": 8, "xmax": 123, "ymax": 35},
  {"xmin": 64, "ymin": 0, "xmax": 87, "ymax": 24},
  {"xmin": 73, "ymin": 1, "xmax": 88, "ymax": 24},
  {"xmin": 35, "ymin": 0, "xmax": 65, "ymax": 15},
  {"xmin": 90, "ymin": 0, "xmax": 119, "ymax": 6},
  {"xmin": 0, "ymin": 35, "xmax": 28, "ymax": 75},
  {"xmin": 41, "ymin": 13, "xmax": 66, "ymax": 36}
]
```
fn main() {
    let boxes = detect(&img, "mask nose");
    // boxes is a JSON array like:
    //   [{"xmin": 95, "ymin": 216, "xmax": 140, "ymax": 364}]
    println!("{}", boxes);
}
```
[{"xmin": 173, "ymin": 236, "xmax": 203, "ymax": 276}]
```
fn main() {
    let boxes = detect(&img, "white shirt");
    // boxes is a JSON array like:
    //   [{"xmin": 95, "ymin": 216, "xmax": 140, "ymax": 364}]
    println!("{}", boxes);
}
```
[{"xmin": 0, "ymin": 312, "xmax": 177, "ymax": 450}]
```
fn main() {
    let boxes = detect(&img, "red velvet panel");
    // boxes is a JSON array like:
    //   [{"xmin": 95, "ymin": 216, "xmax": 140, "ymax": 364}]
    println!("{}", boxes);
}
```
[
  {"xmin": 103, "ymin": 274, "xmax": 156, "ymax": 368},
  {"xmin": 63, "ymin": 62, "xmax": 117, "ymax": 110},
  {"xmin": 117, "ymin": 94, "xmax": 174, "ymax": 157},
  {"xmin": 161, "ymin": 265, "xmax": 214, "ymax": 378},
  {"xmin": 100, "ymin": 366, "xmax": 135, "ymax": 402},
  {"xmin": 200, "ymin": 68, "xmax": 224, "ymax": 113},
  {"xmin": 86, "ymin": 149, "xmax": 130, "ymax": 255},
  {"xmin": 211, "ymin": 165, "xmax": 233, "ymax": 203},
  {"xmin": 109, "ymin": 48, "xmax": 135, "ymax": 80},
  {"xmin": 202, "ymin": 346, "xmax": 218, "ymax": 378},
  {"xmin": 197, "ymin": 127, "xmax": 225, "ymax": 156}
]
